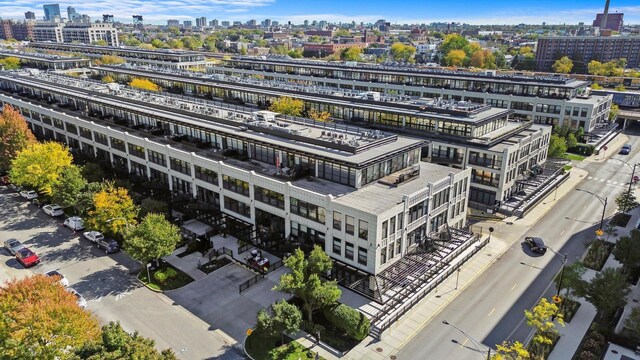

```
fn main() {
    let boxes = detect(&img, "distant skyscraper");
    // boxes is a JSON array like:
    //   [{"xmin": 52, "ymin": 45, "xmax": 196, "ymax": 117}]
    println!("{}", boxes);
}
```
[
  {"xmin": 209, "ymin": 19, "xmax": 219, "ymax": 27},
  {"xmin": 221, "ymin": 21, "xmax": 230, "ymax": 27},
  {"xmin": 67, "ymin": 6, "xmax": 77, "ymax": 21},
  {"xmin": 103, "ymin": 14, "xmax": 114, "ymax": 23},
  {"xmin": 262, "ymin": 18, "xmax": 271, "ymax": 28},
  {"xmin": 43, "ymin": 4, "xmax": 61, "ymax": 21},
  {"xmin": 183, "ymin": 20, "xmax": 192, "ymax": 27},
  {"xmin": 167, "ymin": 19, "xmax": 180, "ymax": 27},
  {"xmin": 593, "ymin": 13, "xmax": 624, "ymax": 31},
  {"xmin": 25, "ymin": 11, "xmax": 36, "ymax": 20},
  {"xmin": 196, "ymin": 16, "xmax": 207, "ymax": 27},
  {"xmin": 132, "ymin": 15, "xmax": 143, "ymax": 26}
]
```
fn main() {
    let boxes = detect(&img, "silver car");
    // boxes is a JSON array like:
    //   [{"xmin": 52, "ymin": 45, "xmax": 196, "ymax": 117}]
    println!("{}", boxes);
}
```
[
  {"xmin": 45, "ymin": 270, "xmax": 70, "ymax": 287},
  {"xmin": 42, "ymin": 204, "xmax": 64, "ymax": 217},
  {"xmin": 4, "ymin": 238, "xmax": 25, "ymax": 255},
  {"xmin": 67, "ymin": 288, "xmax": 87, "ymax": 308}
]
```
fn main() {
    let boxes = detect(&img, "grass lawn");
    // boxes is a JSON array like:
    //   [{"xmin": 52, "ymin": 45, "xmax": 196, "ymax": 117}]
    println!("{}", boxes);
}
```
[
  {"xmin": 564, "ymin": 153, "xmax": 586, "ymax": 161},
  {"xmin": 137, "ymin": 265, "xmax": 193, "ymax": 291},
  {"xmin": 245, "ymin": 330, "xmax": 324, "ymax": 360}
]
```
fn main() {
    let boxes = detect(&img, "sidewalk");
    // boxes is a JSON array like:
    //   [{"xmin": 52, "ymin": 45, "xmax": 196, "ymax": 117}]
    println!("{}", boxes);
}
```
[{"xmin": 293, "ymin": 166, "xmax": 589, "ymax": 360}]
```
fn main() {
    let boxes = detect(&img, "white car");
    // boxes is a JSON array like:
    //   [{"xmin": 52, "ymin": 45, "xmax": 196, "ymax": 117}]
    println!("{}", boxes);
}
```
[
  {"xmin": 19, "ymin": 190, "xmax": 38, "ymax": 200},
  {"xmin": 83, "ymin": 231, "xmax": 104, "ymax": 243},
  {"xmin": 63, "ymin": 216, "xmax": 84, "ymax": 231},
  {"xmin": 42, "ymin": 204, "xmax": 64, "ymax": 217},
  {"xmin": 67, "ymin": 288, "xmax": 87, "ymax": 308},
  {"xmin": 45, "ymin": 270, "xmax": 70, "ymax": 287}
]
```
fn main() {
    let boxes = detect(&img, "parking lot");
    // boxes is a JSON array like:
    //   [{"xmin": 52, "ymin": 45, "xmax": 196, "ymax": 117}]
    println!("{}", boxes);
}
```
[{"xmin": 0, "ymin": 188, "xmax": 244, "ymax": 359}]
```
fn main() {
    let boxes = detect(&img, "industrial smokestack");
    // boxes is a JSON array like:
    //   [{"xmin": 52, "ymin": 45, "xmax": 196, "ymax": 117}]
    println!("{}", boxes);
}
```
[{"xmin": 600, "ymin": 0, "xmax": 610, "ymax": 30}]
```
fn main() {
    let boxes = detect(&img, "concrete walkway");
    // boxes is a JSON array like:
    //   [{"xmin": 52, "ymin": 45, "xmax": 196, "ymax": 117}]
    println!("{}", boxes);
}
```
[{"xmin": 163, "ymin": 247, "xmax": 208, "ymax": 281}]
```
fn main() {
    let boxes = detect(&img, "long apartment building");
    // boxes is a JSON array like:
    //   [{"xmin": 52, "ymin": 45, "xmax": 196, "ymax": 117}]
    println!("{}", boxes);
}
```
[
  {"xmin": 29, "ymin": 42, "xmax": 206, "ymax": 69},
  {"xmin": 0, "ymin": 71, "xmax": 473, "ymax": 284},
  {"xmin": 31, "ymin": 23, "xmax": 119, "ymax": 46},
  {"xmin": 0, "ymin": 50, "xmax": 90, "ymax": 70},
  {"xmin": 94, "ymin": 65, "xmax": 552, "ymax": 212},
  {"xmin": 211, "ymin": 56, "xmax": 612, "ymax": 133}
]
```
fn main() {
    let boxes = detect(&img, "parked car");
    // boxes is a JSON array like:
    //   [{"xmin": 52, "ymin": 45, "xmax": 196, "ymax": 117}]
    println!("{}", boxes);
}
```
[
  {"xmin": 63, "ymin": 217, "xmax": 84, "ymax": 231},
  {"xmin": 8, "ymin": 183, "xmax": 21, "ymax": 192},
  {"xmin": 524, "ymin": 236, "xmax": 547, "ymax": 254},
  {"xmin": 67, "ymin": 288, "xmax": 87, "ymax": 308},
  {"xmin": 19, "ymin": 190, "xmax": 38, "ymax": 200},
  {"xmin": 42, "ymin": 204, "xmax": 64, "ymax": 217},
  {"xmin": 45, "ymin": 270, "xmax": 70, "ymax": 287},
  {"xmin": 15, "ymin": 247, "xmax": 40, "ymax": 268},
  {"xmin": 97, "ymin": 238, "xmax": 120, "ymax": 254},
  {"xmin": 83, "ymin": 231, "xmax": 104, "ymax": 243},
  {"xmin": 4, "ymin": 238, "xmax": 25, "ymax": 255},
  {"xmin": 620, "ymin": 144, "xmax": 632, "ymax": 155}
]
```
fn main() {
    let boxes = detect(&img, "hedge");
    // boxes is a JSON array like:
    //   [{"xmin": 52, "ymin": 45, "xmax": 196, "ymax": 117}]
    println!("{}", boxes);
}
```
[
  {"xmin": 323, "ymin": 304, "xmax": 370, "ymax": 341},
  {"xmin": 568, "ymin": 144, "xmax": 595, "ymax": 156}
]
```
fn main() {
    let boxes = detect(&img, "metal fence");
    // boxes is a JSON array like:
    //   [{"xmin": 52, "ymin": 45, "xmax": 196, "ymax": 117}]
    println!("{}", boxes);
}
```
[{"xmin": 239, "ymin": 274, "xmax": 265, "ymax": 293}]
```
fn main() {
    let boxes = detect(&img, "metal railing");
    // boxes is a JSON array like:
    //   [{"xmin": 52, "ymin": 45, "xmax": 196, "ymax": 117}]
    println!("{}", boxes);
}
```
[{"xmin": 239, "ymin": 273, "xmax": 265, "ymax": 293}]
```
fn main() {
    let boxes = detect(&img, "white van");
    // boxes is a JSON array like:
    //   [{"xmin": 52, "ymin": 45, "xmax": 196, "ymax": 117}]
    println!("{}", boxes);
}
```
[{"xmin": 63, "ymin": 216, "xmax": 85, "ymax": 231}]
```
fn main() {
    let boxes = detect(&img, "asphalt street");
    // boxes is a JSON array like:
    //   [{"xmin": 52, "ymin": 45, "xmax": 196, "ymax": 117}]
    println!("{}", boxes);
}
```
[
  {"xmin": 395, "ymin": 133, "xmax": 640, "ymax": 360},
  {"xmin": 0, "ymin": 189, "xmax": 244, "ymax": 360}
]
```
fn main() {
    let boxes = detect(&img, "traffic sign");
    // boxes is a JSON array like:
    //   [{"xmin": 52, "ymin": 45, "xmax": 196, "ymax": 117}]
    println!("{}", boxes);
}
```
[
  {"xmin": 246, "ymin": 328, "xmax": 253, "ymax": 336},
  {"xmin": 552, "ymin": 295, "xmax": 562, "ymax": 304},
  {"xmin": 595, "ymin": 229, "xmax": 604, "ymax": 236}
]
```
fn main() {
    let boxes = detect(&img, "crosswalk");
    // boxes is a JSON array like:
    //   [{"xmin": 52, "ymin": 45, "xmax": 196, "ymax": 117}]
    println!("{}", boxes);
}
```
[{"xmin": 586, "ymin": 176, "xmax": 632, "ymax": 188}]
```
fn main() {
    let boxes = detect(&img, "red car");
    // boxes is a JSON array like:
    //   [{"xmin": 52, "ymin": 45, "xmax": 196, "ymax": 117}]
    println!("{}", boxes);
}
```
[{"xmin": 15, "ymin": 248, "xmax": 40, "ymax": 268}]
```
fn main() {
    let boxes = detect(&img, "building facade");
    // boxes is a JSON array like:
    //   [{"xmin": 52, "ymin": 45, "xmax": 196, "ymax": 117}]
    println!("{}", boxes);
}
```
[
  {"xmin": 535, "ymin": 36, "xmax": 640, "ymax": 71},
  {"xmin": 61, "ymin": 23, "xmax": 119, "ymax": 46},
  {"xmin": 33, "ymin": 23, "xmax": 64, "ymax": 42},
  {"xmin": 43, "ymin": 4, "xmax": 61, "ymax": 21}
]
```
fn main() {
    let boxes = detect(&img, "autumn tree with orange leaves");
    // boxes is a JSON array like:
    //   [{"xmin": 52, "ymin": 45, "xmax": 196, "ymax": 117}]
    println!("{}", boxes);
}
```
[
  {"xmin": 0, "ymin": 104, "xmax": 36, "ymax": 172},
  {"xmin": 0, "ymin": 275, "xmax": 100, "ymax": 359}
]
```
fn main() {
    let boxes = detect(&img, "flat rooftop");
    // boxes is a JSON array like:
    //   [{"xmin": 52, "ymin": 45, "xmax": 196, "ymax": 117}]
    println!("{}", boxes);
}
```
[
  {"xmin": 0, "ymin": 50, "xmax": 89, "ymax": 63},
  {"xmin": 30, "ymin": 42, "xmax": 203, "ymax": 58},
  {"xmin": 0, "ymin": 72, "xmax": 423, "ymax": 166},
  {"xmin": 331, "ymin": 162, "xmax": 463, "ymax": 214}
]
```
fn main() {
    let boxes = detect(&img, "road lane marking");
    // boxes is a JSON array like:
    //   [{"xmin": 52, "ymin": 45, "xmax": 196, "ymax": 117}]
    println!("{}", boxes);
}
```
[
  {"xmin": 560, "ymin": 230, "xmax": 565, "ymax": 235},
  {"xmin": 488, "ymin": 308, "xmax": 495, "ymax": 317},
  {"xmin": 511, "ymin": 283, "xmax": 517, "ymax": 291},
  {"xmin": 459, "ymin": 338, "xmax": 468, "ymax": 348}
]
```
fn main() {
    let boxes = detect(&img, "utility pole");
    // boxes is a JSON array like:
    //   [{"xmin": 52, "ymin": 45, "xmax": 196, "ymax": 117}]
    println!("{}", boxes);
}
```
[
  {"xmin": 599, "ymin": 197, "xmax": 608, "ymax": 230},
  {"xmin": 628, "ymin": 163, "xmax": 637, "ymax": 195}
]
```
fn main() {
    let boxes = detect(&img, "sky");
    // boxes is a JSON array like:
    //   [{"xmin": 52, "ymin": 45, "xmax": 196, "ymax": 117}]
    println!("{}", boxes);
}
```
[{"xmin": 2, "ymin": 0, "xmax": 640, "ymax": 25}]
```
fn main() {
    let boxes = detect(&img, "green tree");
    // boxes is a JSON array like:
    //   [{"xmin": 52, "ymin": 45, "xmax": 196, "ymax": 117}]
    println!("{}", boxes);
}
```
[
  {"xmin": 625, "ymin": 307, "xmax": 640, "ymax": 339},
  {"xmin": 584, "ymin": 267, "xmax": 630, "ymax": 323},
  {"xmin": 124, "ymin": 37, "xmax": 141, "ymax": 46},
  {"xmin": 590, "ymin": 83, "xmax": 603, "ymax": 90},
  {"xmin": 93, "ymin": 39, "xmax": 109, "ymax": 46},
  {"xmin": 615, "ymin": 189, "xmax": 639, "ymax": 213},
  {"xmin": 612, "ymin": 229, "xmax": 640, "ymax": 274},
  {"xmin": 341, "ymin": 47, "xmax": 362, "ymax": 61},
  {"xmin": 166, "ymin": 39, "xmax": 184, "ymax": 49},
  {"xmin": 0, "ymin": 104, "xmax": 36, "ymax": 172},
  {"xmin": 588, "ymin": 60, "xmax": 604, "ymax": 75},
  {"xmin": 287, "ymin": 49, "xmax": 303, "ymax": 58},
  {"xmin": 273, "ymin": 246, "xmax": 341, "ymax": 322},
  {"xmin": 86, "ymin": 182, "xmax": 139, "ymax": 236},
  {"xmin": 181, "ymin": 36, "xmax": 204, "ymax": 51},
  {"xmin": 256, "ymin": 300, "xmax": 303, "ymax": 344},
  {"xmin": 552, "ymin": 56, "xmax": 574, "ymax": 73},
  {"xmin": 150, "ymin": 39, "xmax": 166, "ymax": 48},
  {"xmin": 99, "ymin": 55, "xmax": 125, "ymax": 65},
  {"xmin": 439, "ymin": 34, "xmax": 470, "ymax": 57},
  {"xmin": 609, "ymin": 104, "xmax": 619, "ymax": 121},
  {"xmin": 566, "ymin": 133, "xmax": 578, "ymax": 149},
  {"xmin": 0, "ymin": 56, "xmax": 21, "ymax": 70},
  {"xmin": 139, "ymin": 198, "xmax": 169, "ymax": 218},
  {"xmin": 82, "ymin": 162, "xmax": 106, "ymax": 183},
  {"xmin": 51, "ymin": 165, "xmax": 87, "ymax": 212},
  {"xmin": 491, "ymin": 341, "xmax": 530, "ymax": 360},
  {"xmin": 0, "ymin": 275, "xmax": 101, "ymax": 359},
  {"xmin": 269, "ymin": 96, "xmax": 304, "ymax": 116},
  {"xmin": 548, "ymin": 134, "xmax": 568, "ymax": 158},
  {"xmin": 525, "ymin": 297, "xmax": 564, "ymax": 355},
  {"xmin": 555, "ymin": 262, "xmax": 587, "ymax": 301},
  {"xmin": 124, "ymin": 213, "xmax": 181, "ymax": 266},
  {"xmin": 9, "ymin": 141, "xmax": 73, "ymax": 195},
  {"xmin": 76, "ymin": 321, "xmax": 177, "ymax": 359},
  {"xmin": 390, "ymin": 42, "xmax": 416, "ymax": 62},
  {"xmin": 75, "ymin": 182, "xmax": 102, "ymax": 216},
  {"xmin": 445, "ymin": 49, "xmax": 467, "ymax": 67},
  {"xmin": 614, "ymin": 84, "xmax": 626, "ymax": 92}
]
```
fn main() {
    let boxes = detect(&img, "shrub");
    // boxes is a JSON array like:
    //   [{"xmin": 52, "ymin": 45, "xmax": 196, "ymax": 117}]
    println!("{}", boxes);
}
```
[
  {"xmin": 587, "ymin": 331, "xmax": 606, "ymax": 347},
  {"xmin": 578, "ymin": 350, "xmax": 597, "ymax": 360},
  {"xmin": 154, "ymin": 269, "xmax": 168, "ymax": 283},
  {"xmin": 568, "ymin": 144, "xmax": 595, "ymax": 156},
  {"xmin": 165, "ymin": 267, "xmax": 177, "ymax": 278},
  {"xmin": 582, "ymin": 338, "xmax": 601, "ymax": 353},
  {"xmin": 323, "ymin": 304, "xmax": 370, "ymax": 341}
]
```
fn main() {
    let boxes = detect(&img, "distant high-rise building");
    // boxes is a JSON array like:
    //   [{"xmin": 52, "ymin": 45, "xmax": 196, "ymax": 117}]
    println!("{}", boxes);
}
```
[
  {"xmin": 209, "ymin": 19, "xmax": 219, "ymax": 27},
  {"xmin": 196, "ymin": 16, "xmax": 207, "ymax": 27},
  {"xmin": 43, "ymin": 4, "xmax": 61, "ymax": 21},
  {"xmin": 183, "ymin": 20, "xmax": 192, "ymax": 27},
  {"xmin": 0, "ymin": 20, "xmax": 13, "ymax": 40},
  {"xmin": 167, "ymin": 19, "xmax": 180, "ymax": 27},
  {"xmin": 247, "ymin": 19, "xmax": 257, "ymax": 26},
  {"xmin": 67, "ymin": 6, "xmax": 77, "ymax": 21},
  {"xmin": 132, "ymin": 15, "xmax": 143, "ymax": 26},
  {"xmin": 593, "ymin": 12, "xmax": 623, "ymax": 31},
  {"xmin": 262, "ymin": 18, "xmax": 271, "ymax": 27},
  {"xmin": 303, "ymin": 20, "xmax": 309, "ymax": 27},
  {"xmin": 272, "ymin": 21, "xmax": 279, "ymax": 27},
  {"xmin": 232, "ymin": 21, "xmax": 242, "ymax": 26},
  {"xmin": 103, "ymin": 14, "xmax": 114, "ymax": 23},
  {"xmin": 25, "ymin": 11, "xmax": 36, "ymax": 20},
  {"xmin": 221, "ymin": 21, "xmax": 230, "ymax": 27},
  {"xmin": 535, "ymin": 36, "xmax": 640, "ymax": 71}
]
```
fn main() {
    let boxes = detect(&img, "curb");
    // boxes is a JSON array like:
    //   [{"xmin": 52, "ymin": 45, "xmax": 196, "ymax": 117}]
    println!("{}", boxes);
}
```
[{"xmin": 136, "ymin": 276, "xmax": 164, "ymax": 293}]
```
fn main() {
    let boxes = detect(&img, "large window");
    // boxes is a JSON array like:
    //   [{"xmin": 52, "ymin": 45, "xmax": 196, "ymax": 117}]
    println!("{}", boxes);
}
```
[
  {"xmin": 317, "ymin": 160, "xmax": 355, "ymax": 186},
  {"xmin": 409, "ymin": 200, "xmax": 428, "ymax": 223},
  {"xmin": 290, "ymin": 198, "xmax": 326, "ymax": 224},
  {"xmin": 79, "ymin": 127, "xmax": 92, "ymax": 140},
  {"xmin": 222, "ymin": 175, "xmax": 250, "ymax": 197},
  {"xmin": 94, "ymin": 132, "xmax": 108, "ymax": 146},
  {"xmin": 332, "ymin": 237, "xmax": 342, "ymax": 255},
  {"xmin": 345, "ymin": 242, "xmax": 354, "ymax": 261},
  {"xmin": 170, "ymin": 157, "xmax": 192, "ymax": 176},
  {"xmin": 110, "ymin": 137, "xmax": 125, "ymax": 152},
  {"xmin": 254, "ymin": 186, "xmax": 284, "ymax": 209},
  {"xmin": 224, "ymin": 196, "xmax": 251, "ymax": 218},
  {"xmin": 148, "ymin": 149, "xmax": 166, "ymax": 167},
  {"xmin": 345, "ymin": 215, "xmax": 354, "ymax": 235},
  {"xmin": 358, "ymin": 219, "xmax": 368, "ymax": 240},
  {"xmin": 128, "ymin": 143, "xmax": 145, "ymax": 159},
  {"xmin": 333, "ymin": 211, "xmax": 342, "ymax": 231},
  {"xmin": 195, "ymin": 165, "xmax": 218, "ymax": 184},
  {"xmin": 358, "ymin": 246, "xmax": 367, "ymax": 266}
]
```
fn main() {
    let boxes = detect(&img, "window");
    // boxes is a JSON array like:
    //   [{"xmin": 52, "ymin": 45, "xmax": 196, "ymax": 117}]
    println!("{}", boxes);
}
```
[
  {"xmin": 128, "ymin": 143, "xmax": 145, "ymax": 159},
  {"xmin": 396, "ymin": 238, "xmax": 402, "ymax": 255},
  {"xmin": 65, "ymin": 123, "xmax": 78, "ymax": 135},
  {"xmin": 345, "ymin": 242, "xmax": 354, "ymax": 260},
  {"xmin": 53, "ymin": 118, "xmax": 64, "ymax": 130},
  {"xmin": 382, "ymin": 220, "xmax": 388, "ymax": 239},
  {"xmin": 358, "ymin": 220, "xmax": 368, "ymax": 240},
  {"xmin": 333, "ymin": 211, "xmax": 342, "ymax": 231},
  {"xmin": 147, "ymin": 149, "xmax": 166, "ymax": 166},
  {"xmin": 110, "ymin": 137, "xmax": 125, "ymax": 152},
  {"xmin": 397, "ymin": 213, "xmax": 403, "ymax": 230},
  {"xmin": 79, "ymin": 127, "xmax": 92, "ymax": 140},
  {"xmin": 390, "ymin": 217, "xmax": 396, "ymax": 235},
  {"xmin": 332, "ymin": 237, "xmax": 341, "ymax": 255},
  {"xmin": 345, "ymin": 215, "xmax": 354, "ymax": 235},
  {"xmin": 255, "ymin": 186, "xmax": 284, "ymax": 209},
  {"xmin": 381, "ymin": 247, "xmax": 387, "ymax": 265},
  {"xmin": 222, "ymin": 175, "xmax": 250, "ymax": 197},
  {"xmin": 195, "ymin": 166, "xmax": 218, "ymax": 184},
  {"xmin": 94, "ymin": 132, "xmax": 108, "ymax": 146},
  {"xmin": 224, "ymin": 196, "xmax": 251, "ymax": 218},
  {"xmin": 170, "ymin": 157, "xmax": 192, "ymax": 176},
  {"xmin": 290, "ymin": 198, "xmax": 326, "ymax": 224},
  {"xmin": 358, "ymin": 247, "xmax": 367, "ymax": 266}
]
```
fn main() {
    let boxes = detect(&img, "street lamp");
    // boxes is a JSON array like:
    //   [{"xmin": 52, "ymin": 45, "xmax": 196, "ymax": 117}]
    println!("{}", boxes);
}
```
[
  {"xmin": 575, "ymin": 189, "xmax": 608, "ymax": 231},
  {"xmin": 610, "ymin": 159, "xmax": 640, "ymax": 195},
  {"xmin": 442, "ymin": 320, "xmax": 491, "ymax": 360},
  {"xmin": 546, "ymin": 246, "xmax": 568, "ymax": 321}
]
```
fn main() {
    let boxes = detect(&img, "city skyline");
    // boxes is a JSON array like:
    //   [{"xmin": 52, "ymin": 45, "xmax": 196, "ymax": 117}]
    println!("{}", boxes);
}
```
[{"xmin": 1, "ymin": 0, "xmax": 639, "ymax": 25}]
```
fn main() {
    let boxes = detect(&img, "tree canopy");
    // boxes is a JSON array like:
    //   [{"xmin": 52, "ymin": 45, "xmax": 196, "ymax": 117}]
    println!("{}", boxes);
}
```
[
  {"xmin": 256, "ymin": 300, "xmax": 302, "ymax": 344},
  {"xmin": 51, "ymin": 164, "xmax": 88, "ymax": 211},
  {"xmin": 613, "ymin": 229, "xmax": 640, "ymax": 274},
  {"xmin": 389, "ymin": 43, "xmax": 416, "ymax": 62},
  {"xmin": 555, "ymin": 262, "xmax": 587, "ymax": 301},
  {"xmin": 0, "ymin": 275, "xmax": 101, "ymax": 359},
  {"xmin": 445, "ymin": 49, "xmax": 466, "ymax": 67},
  {"xmin": 491, "ymin": 341, "xmax": 530, "ymax": 360},
  {"xmin": 9, "ymin": 141, "xmax": 73, "ymax": 195},
  {"xmin": 129, "ymin": 78, "xmax": 160, "ymax": 92},
  {"xmin": 584, "ymin": 267, "xmax": 630, "ymax": 323},
  {"xmin": 86, "ymin": 182, "xmax": 139, "ymax": 235},
  {"xmin": 341, "ymin": 47, "xmax": 362, "ymax": 61},
  {"xmin": 0, "ymin": 56, "xmax": 21, "ymax": 70},
  {"xmin": 273, "ymin": 246, "xmax": 341, "ymax": 322},
  {"xmin": 547, "ymin": 134, "xmax": 568, "ymax": 158},
  {"xmin": 615, "ymin": 189, "xmax": 639, "ymax": 213},
  {"xmin": 124, "ymin": 213, "xmax": 181, "ymax": 264},
  {"xmin": 552, "ymin": 56, "xmax": 574, "ymax": 74},
  {"xmin": 525, "ymin": 297, "xmax": 564, "ymax": 354},
  {"xmin": 0, "ymin": 104, "xmax": 36, "ymax": 172},
  {"xmin": 268, "ymin": 96, "xmax": 304, "ymax": 116},
  {"xmin": 99, "ymin": 55, "xmax": 125, "ymax": 65}
]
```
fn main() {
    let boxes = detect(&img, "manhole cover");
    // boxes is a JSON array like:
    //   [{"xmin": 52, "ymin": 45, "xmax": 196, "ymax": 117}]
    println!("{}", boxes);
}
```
[
  {"xmin": 376, "ymin": 347, "xmax": 383, "ymax": 352},
  {"xmin": 390, "ymin": 356, "xmax": 397, "ymax": 360}
]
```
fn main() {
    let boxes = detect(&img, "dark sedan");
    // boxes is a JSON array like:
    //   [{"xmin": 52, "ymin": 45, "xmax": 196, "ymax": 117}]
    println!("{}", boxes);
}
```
[
  {"xmin": 524, "ymin": 236, "xmax": 547, "ymax": 254},
  {"xmin": 97, "ymin": 238, "xmax": 120, "ymax": 254}
]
